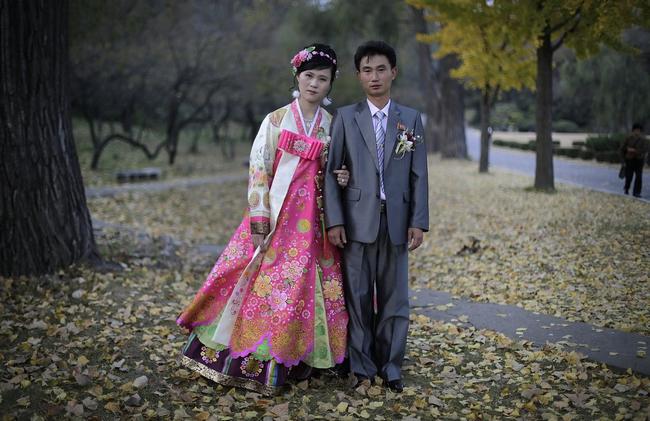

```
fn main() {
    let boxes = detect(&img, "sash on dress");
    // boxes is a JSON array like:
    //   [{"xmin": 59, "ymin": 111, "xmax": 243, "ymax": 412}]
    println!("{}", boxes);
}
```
[{"xmin": 278, "ymin": 129, "xmax": 324, "ymax": 161}]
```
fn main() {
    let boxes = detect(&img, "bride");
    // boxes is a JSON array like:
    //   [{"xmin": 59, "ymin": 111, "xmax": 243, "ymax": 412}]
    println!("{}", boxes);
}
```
[{"xmin": 177, "ymin": 43, "xmax": 349, "ymax": 395}]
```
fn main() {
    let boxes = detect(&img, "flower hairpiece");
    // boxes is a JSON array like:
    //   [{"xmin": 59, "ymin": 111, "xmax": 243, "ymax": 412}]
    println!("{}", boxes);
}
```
[{"xmin": 291, "ymin": 46, "xmax": 337, "ymax": 75}]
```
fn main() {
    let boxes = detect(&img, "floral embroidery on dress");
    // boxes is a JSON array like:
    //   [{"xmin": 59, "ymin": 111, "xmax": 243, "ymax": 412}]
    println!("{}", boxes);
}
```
[
  {"xmin": 270, "ymin": 289, "xmax": 289, "ymax": 311},
  {"xmin": 269, "ymin": 108, "xmax": 287, "ymax": 127},
  {"xmin": 253, "ymin": 274, "xmax": 273, "ymax": 297},
  {"xmin": 322, "ymin": 277, "xmax": 343, "ymax": 302},
  {"xmin": 293, "ymin": 139, "xmax": 309, "ymax": 153},
  {"xmin": 240, "ymin": 356, "xmax": 264, "ymax": 378},
  {"xmin": 200, "ymin": 346, "xmax": 220, "ymax": 364}
]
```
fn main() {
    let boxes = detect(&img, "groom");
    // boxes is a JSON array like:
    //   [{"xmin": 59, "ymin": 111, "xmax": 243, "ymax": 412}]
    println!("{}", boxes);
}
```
[{"xmin": 324, "ymin": 41, "xmax": 429, "ymax": 392}]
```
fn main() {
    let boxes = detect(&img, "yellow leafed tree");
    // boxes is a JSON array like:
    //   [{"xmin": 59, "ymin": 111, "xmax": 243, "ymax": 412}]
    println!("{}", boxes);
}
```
[
  {"xmin": 410, "ymin": 0, "xmax": 650, "ymax": 185},
  {"xmin": 411, "ymin": 0, "xmax": 536, "ymax": 172}
]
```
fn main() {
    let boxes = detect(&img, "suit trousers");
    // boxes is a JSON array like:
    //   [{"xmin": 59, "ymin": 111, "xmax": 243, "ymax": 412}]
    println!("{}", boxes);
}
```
[{"xmin": 342, "ymin": 210, "xmax": 409, "ymax": 382}]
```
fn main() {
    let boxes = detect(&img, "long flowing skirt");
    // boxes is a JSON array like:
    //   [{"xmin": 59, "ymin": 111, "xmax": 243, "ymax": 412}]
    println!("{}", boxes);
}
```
[{"xmin": 177, "ymin": 158, "xmax": 348, "ymax": 394}]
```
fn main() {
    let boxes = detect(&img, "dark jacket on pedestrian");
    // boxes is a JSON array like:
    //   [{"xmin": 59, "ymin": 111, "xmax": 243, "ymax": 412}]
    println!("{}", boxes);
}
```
[{"xmin": 620, "ymin": 133, "xmax": 648, "ymax": 160}]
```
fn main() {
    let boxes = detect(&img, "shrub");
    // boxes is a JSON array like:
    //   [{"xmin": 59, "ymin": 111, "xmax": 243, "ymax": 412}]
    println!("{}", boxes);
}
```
[
  {"xmin": 585, "ymin": 134, "xmax": 625, "ymax": 152},
  {"xmin": 566, "ymin": 148, "xmax": 580, "ymax": 158},
  {"xmin": 493, "ymin": 139, "xmax": 506, "ymax": 146},
  {"xmin": 606, "ymin": 152, "xmax": 622, "ymax": 163},
  {"xmin": 555, "ymin": 147, "xmax": 580, "ymax": 158},
  {"xmin": 572, "ymin": 141, "xmax": 586, "ymax": 148},
  {"xmin": 579, "ymin": 150, "xmax": 595, "ymax": 160},
  {"xmin": 554, "ymin": 119, "xmax": 580, "ymax": 132},
  {"xmin": 595, "ymin": 152, "xmax": 608, "ymax": 162},
  {"xmin": 525, "ymin": 140, "xmax": 560, "ymax": 150}
]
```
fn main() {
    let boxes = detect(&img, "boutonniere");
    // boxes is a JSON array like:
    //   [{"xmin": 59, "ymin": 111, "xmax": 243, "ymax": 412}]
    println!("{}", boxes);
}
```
[{"xmin": 395, "ymin": 122, "xmax": 422, "ymax": 159}]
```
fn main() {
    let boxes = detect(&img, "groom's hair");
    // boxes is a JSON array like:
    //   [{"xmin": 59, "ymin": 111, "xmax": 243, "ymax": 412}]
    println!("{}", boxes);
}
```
[{"xmin": 354, "ymin": 41, "xmax": 397, "ymax": 71}]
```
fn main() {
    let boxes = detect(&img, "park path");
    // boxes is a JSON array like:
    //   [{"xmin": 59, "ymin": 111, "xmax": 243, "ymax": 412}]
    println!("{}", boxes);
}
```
[
  {"xmin": 85, "ymin": 173, "xmax": 248, "ymax": 199},
  {"xmin": 466, "ymin": 128, "xmax": 650, "ymax": 202},
  {"xmin": 410, "ymin": 289, "xmax": 650, "ymax": 376}
]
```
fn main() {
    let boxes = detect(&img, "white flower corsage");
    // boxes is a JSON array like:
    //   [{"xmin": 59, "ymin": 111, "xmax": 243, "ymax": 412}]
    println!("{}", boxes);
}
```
[{"xmin": 394, "ymin": 122, "xmax": 422, "ymax": 159}]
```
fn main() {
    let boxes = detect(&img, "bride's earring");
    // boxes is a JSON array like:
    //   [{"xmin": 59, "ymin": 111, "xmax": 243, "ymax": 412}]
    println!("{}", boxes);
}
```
[
  {"xmin": 292, "ymin": 89, "xmax": 300, "ymax": 99},
  {"xmin": 322, "ymin": 96, "xmax": 332, "ymax": 106}
]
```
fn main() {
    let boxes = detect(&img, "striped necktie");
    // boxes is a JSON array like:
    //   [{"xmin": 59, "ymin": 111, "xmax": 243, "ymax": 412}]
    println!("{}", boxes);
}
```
[{"xmin": 374, "ymin": 111, "xmax": 386, "ymax": 197}]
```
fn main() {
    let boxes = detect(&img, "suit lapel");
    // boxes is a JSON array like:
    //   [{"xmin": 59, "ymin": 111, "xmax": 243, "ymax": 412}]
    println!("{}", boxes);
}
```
[
  {"xmin": 354, "ymin": 101, "xmax": 379, "ymax": 171},
  {"xmin": 384, "ymin": 102, "xmax": 400, "ymax": 170}
]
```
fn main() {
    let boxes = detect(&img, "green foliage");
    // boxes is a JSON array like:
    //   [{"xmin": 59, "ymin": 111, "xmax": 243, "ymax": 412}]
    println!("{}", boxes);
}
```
[
  {"xmin": 594, "ymin": 151, "xmax": 623, "ymax": 163},
  {"xmin": 553, "ymin": 119, "xmax": 580, "ymax": 133},
  {"xmin": 555, "ymin": 147, "xmax": 580, "ymax": 158},
  {"xmin": 585, "ymin": 134, "xmax": 626, "ymax": 152},
  {"xmin": 293, "ymin": 0, "xmax": 420, "ymax": 107},
  {"xmin": 490, "ymin": 102, "xmax": 533, "ymax": 131},
  {"xmin": 556, "ymin": 45, "xmax": 650, "ymax": 132},
  {"xmin": 579, "ymin": 149, "xmax": 595, "ymax": 160}
]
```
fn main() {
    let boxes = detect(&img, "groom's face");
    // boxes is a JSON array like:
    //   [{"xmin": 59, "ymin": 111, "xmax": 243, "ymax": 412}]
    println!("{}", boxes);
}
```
[{"xmin": 357, "ymin": 54, "xmax": 397, "ymax": 99}]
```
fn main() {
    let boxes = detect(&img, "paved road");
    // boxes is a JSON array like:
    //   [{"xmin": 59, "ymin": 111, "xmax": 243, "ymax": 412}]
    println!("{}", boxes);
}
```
[{"xmin": 466, "ymin": 128, "xmax": 650, "ymax": 202}]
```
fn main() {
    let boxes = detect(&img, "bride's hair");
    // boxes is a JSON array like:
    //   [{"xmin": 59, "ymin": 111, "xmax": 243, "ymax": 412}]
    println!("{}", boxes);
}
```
[{"xmin": 293, "ymin": 43, "xmax": 338, "ymax": 81}]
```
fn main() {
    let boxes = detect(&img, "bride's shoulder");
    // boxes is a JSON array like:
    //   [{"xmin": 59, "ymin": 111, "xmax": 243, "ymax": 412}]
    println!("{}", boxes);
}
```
[
  {"xmin": 268, "ymin": 105, "xmax": 290, "ymax": 127},
  {"xmin": 321, "ymin": 108, "xmax": 333, "ymax": 122}
]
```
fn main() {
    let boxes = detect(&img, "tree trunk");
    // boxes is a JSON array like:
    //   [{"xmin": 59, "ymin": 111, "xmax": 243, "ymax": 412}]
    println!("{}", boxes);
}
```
[
  {"xmin": 534, "ymin": 27, "xmax": 555, "ymax": 190},
  {"xmin": 410, "ymin": 6, "xmax": 441, "ymax": 153},
  {"xmin": 479, "ymin": 90, "xmax": 491, "ymax": 173},
  {"xmin": 0, "ymin": 0, "xmax": 98, "ymax": 276},
  {"xmin": 189, "ymin": 128, "xmax": 201, "ymax": 154},
  {"xmin": 439, "ymin": 55, "xmax": 468, "ymax": 159},
  {"xmin": 245, "ymin": 103, "xmax": 260, "ymax": 144}
]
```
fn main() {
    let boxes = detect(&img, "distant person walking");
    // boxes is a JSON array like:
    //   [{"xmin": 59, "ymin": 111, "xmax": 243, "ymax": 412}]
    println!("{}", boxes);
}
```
[{"xmin": 620, "ymin": 123, "xmax": 647, "ymax": 198}]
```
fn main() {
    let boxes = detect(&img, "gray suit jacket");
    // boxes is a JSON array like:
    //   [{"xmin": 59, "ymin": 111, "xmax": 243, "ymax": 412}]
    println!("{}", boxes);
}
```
[{"xmin": 324, "ymin": 100, "xmax": 429, "ymax": 245}]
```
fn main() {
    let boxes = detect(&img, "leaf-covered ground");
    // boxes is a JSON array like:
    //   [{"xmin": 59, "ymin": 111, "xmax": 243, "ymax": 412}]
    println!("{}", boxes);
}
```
[
  {"xmin": 1, "ymin": 253, "xmax": 649, "ymax": 420},
  {"xmin": 412, "ymin": 158, "xmax": 649, "ymax": 336},
  {"xmin": 88, "ymin": 156, "xmax": 650, "ymax": 335},
  {"xmin": 2, "ymin": 156, "xmax": 649, "ymax": 419},
  {"xmin": 89, "ymin": 181, "xmax": 248, "ymax": 245}
]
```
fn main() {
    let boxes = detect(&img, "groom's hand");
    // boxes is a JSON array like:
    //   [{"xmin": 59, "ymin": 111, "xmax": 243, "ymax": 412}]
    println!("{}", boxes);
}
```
[
  {"xmin": 327, "ymin": 226, "xmax": 347, "ymax": 248},
  {"xmin": 407, "ymin": 228, "xmax": 424, "ymax": 251}
]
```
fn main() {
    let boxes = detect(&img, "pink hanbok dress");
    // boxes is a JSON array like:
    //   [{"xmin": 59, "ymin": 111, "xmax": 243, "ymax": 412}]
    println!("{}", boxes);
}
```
[{"xmin": 177, "ymin": 101, "xmax": 348, "ymax": 395}]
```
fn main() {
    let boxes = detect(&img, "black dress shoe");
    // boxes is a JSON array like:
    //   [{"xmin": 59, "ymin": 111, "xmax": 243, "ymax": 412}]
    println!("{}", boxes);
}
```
[{"xmin": 387, "ymin": 379, "xmax": 404, "ymax": 393}]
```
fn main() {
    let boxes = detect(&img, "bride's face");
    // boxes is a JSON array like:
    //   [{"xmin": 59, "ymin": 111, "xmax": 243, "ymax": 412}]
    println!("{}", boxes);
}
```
[{"xmin": 296, "ymin": 68, "xmax": 332, "ymax": 104}]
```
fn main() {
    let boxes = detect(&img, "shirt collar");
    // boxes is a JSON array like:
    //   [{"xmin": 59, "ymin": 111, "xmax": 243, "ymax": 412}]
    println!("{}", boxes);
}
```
[{"xmin": 367, "ymin": 99, "xmax": 391, "ymax": 118}]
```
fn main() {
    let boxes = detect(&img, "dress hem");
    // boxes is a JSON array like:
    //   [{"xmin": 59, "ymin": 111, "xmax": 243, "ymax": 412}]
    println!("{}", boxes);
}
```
[{"xmin": 177, "ymin": 355, "xmax": 285, "ymax": 396}]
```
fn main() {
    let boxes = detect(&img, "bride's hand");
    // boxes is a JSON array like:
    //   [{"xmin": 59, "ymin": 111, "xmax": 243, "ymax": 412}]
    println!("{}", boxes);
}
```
[
  {"xmin": 252, "ymin": 234, "xmax": 267, "ymax": 251},
  {"xmin": 334, "ymin": 165, "xmax": 349, "ymax": 187}
]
